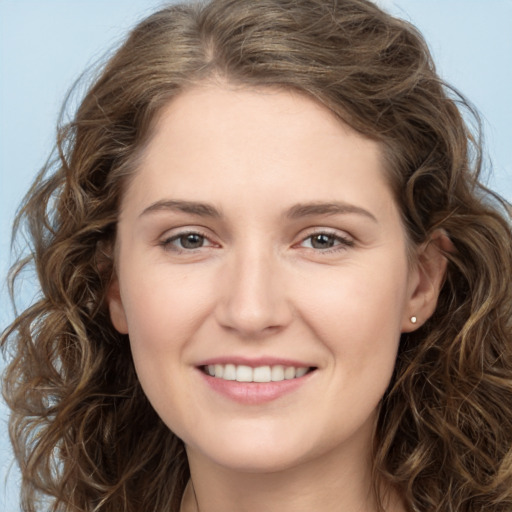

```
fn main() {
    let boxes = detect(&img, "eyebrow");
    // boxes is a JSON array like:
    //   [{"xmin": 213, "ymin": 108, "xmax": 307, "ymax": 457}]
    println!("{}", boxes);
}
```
[
  {"xmin": 139, "ymin": 199, "xmax": 377, "ymax": 223},
  {"xmin": 285, "ymin": 202, "xmax": 378, "ymax": 223},
  {"xmin": 139, "ymin": 199, "xmax": 222, "ymax": 218}
]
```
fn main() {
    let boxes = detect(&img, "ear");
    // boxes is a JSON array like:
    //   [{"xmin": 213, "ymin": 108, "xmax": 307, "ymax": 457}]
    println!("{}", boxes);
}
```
[
  {"xmin": 401, "ymin": 230, "xmax": 453, "ymax": 332},
  {"xmin": 107, "ymin": 272, "xmax": 129, "ymax": 334}
]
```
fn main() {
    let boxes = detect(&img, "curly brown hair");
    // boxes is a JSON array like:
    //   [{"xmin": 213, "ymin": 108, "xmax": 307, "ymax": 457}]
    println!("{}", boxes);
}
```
[{"xmin": 2, "ymin": 0, "xmax": 512, "ymax": 511}]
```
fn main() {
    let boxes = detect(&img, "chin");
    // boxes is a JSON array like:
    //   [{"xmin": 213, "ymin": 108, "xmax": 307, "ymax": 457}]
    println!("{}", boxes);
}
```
[
  {"xmin": 183, "ymin": 422, "xmax": 336, "ymax": 475},
  {"xmin": 198, "ymin": 445, "xmax": 312, "ymax": 474}
]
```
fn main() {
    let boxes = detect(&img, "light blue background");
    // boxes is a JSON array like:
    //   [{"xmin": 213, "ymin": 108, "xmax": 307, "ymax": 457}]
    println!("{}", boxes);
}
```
[{"xmin": 1, "ymin": 1, "xmax": 511, "ymax": 509}]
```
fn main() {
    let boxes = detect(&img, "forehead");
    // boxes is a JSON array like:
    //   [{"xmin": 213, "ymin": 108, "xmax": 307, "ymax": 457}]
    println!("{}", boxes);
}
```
[{"xmin": 121, "ymin": 84, "xmax": 395, "ymax": 222}]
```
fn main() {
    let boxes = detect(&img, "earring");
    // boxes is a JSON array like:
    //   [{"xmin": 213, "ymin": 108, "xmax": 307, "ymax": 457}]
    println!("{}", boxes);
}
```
[{"xmin": 410, "ymin": 316, "xmax": 417, "ymax": 324}]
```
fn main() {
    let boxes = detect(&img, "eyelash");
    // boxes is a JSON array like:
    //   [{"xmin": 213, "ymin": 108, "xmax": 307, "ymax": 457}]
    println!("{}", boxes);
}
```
[
  {"xmin": 158, "ymin": 229, "xmax": 354, "ymax": 254},
  {"xmin": 297, "ymin": 230, "xmax": 354, "ymax": 253},
  {"xmin": 159, "ymin": 230, "xmax": 213, "ymax": 253}
]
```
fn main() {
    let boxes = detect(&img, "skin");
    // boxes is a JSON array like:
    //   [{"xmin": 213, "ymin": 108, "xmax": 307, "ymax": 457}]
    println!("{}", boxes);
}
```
[{"xmin": 108, "ymin": 83, "xmax": 447, "ymax": 512}]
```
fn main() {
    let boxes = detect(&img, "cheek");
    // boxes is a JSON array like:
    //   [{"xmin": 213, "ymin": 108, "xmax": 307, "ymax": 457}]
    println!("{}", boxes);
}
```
[
  {"xmin": 296, "ymin": 260, "xmax": 408, "ymax": 367},
  {"xmin": 118, "ymin": 267, "xmax": 212, "ymax": 424},
  {"xmin": 120, "ymin": 263, "xmax": 213, "ymax": 346}
]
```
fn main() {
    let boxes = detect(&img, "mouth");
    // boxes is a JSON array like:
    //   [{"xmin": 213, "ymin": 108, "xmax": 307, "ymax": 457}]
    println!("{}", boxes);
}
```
[{"xmin": 200, "ymin": 364, "xmax": 316, "ymax": 383}]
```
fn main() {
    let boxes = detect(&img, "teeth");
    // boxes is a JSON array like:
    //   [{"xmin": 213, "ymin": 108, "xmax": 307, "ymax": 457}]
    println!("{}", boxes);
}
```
[
  {"xmin": 295, "ymin": 367, "xmax": 308, "ymax": 378},
  {"xmin": 236, "ymin": 365, "xmax": 253, "ymax": 382},
  {"xmin": 223, "ymin": 363, "xmax": 236, "ymax": 380},
  {"xmin": 205, "ymin": 364, "xmax": 310, "ymax": 383},
  {"xmin": 271, "ymin": 365, "xmax": 285, "ymax": 381},
  {"xmin": 284, "ymin": 366, "xmax": 296, "ymax": 380},
  {"xmin": 253, "ymin": 366, "xmax": 271, "ymax": 382}
]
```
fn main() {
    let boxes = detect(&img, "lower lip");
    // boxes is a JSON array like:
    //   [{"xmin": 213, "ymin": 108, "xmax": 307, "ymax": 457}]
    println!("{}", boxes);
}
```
[{"xmin": 198, "ymin": 369, "xmax": 314, "ymax": 404}]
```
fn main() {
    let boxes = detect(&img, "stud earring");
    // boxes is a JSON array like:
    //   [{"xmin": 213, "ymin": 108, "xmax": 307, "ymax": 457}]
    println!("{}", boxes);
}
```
[{"xmin": 410, "ymin": 316, "xmax": 417, "ymax": 324}]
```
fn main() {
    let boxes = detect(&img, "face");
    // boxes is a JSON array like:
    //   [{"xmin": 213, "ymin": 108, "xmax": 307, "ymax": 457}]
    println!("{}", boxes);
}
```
[{"xmin": 108, "ymin": 84, "xmax": 428, "ymax": 475}]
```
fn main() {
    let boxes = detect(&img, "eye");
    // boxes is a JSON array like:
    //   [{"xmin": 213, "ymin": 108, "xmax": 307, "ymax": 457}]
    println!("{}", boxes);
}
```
[
  {"xmin": 160, "ymin": 231, "xmax": 214, "ymax": 251},
  {"xmin": 307, "ymin": 233, "xmax": 338, "ymax": 249},
  {"xmin": 300, "ymin": 231, "xmax": 354, "ymax": 251},
  {"xmin": 177, "ymin": 233, "xmax": 206, "ymax": 249}
]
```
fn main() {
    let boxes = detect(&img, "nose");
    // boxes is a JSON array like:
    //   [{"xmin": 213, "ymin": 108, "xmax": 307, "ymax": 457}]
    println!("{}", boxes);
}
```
[{"xmin": 214, "ymin": 245, "xmax": 293, "ymax": 338}]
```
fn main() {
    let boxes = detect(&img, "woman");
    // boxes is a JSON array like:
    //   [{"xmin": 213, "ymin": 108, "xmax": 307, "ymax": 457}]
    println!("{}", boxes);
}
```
[{"xmin": 2, "ymin": 0, "xmax": 512, "ymax": 511}]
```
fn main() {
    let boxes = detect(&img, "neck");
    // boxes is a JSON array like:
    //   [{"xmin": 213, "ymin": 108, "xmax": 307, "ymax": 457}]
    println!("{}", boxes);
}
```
[{"xmin": 181, "ymin": 440, "xmax": 405, "ymax": 512}]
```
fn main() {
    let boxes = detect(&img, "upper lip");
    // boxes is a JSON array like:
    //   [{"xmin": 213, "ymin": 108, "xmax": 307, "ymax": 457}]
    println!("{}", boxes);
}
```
[{"xmin": 196, "ymin": 356, "xmax": 316, "ymax": 368}]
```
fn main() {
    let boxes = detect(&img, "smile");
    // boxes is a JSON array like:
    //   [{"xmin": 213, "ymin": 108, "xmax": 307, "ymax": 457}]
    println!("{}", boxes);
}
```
[{"xmin": 203, "ymin": 364, "xmax": 312, "ymax": 383}]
